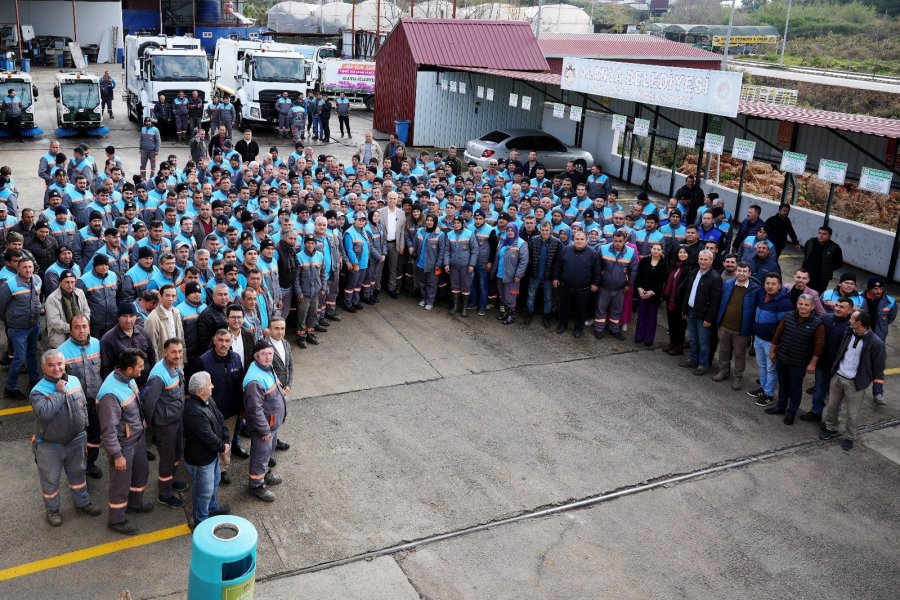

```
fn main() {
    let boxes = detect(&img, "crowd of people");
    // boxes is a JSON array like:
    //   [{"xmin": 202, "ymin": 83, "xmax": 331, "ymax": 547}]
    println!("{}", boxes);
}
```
[{"xmin": 0, "ymin": 122, "xmax": 892, "ymax": 535}]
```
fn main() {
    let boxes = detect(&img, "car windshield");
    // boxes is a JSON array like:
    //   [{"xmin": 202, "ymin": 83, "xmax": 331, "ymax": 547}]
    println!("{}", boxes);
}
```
[
  {"xmin": 254, "ymin": 57, "xmax": 306, "ymax": 83},
  {"xmin": 61, "ymin": 81, "xmax": 100, "ymax": 110},
  {"xmin": 3, "ymin": 81, "xmax": 32, "ymax": 107},
  {"xmin": 150, "ymin": 55, "xmax": 209, "ymax": 82},
  {"xmin": 480, "ymin": 131, "xmax": 510, "ymax": 143}
]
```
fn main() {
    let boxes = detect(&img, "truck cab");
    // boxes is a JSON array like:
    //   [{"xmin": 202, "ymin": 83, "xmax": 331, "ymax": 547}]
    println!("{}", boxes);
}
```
[
  {"xmin": 124, "ymin": 35, "xmax": 211, "ymax": 125},
  {"xmin": 213, "ymin": 39, "xmax": 309, "ymax": 128},
  {"xmin": 289, "ymin": 44, "xmax": 338, "ymax": 89},
  {"xmin": 0, "ymin": 71, "xmax": 38, "ymax": 132},
  {"xmin": 53, "ymin": 71, "xmax": 102, "ymax": 130}
]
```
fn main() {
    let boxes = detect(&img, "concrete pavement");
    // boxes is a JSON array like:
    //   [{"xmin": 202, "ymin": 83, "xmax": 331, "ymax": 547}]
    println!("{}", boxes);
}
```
[{"xmin": 0, "ymin": 64, "xmax": 897, "ymax": 599}]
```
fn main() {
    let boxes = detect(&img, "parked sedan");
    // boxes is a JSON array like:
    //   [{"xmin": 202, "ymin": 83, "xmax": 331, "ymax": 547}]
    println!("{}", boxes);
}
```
[{"xmin": 464, "ymin": 129, "xmax": 593, "ymax": 174}]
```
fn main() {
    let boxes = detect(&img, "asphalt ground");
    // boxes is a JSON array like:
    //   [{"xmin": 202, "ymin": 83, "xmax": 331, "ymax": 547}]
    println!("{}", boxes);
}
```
[{"xmin": 0, "ymin": 64, "xmax": 897, "ymax": 599}]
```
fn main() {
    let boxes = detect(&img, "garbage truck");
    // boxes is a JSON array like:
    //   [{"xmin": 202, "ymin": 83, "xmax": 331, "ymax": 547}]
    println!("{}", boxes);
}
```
[
  {"xmin": 0, "ymin": 69, "xmax": 40, "ymax": 136},
  {"xmin": 53, "ymin": 71, "xmax": 103, "ymax": 132},
  {"xmin": 212, "ymin": 39, "xmax": 309, "ymax": 128},
  {"xmin": 319, "ymin": 58, "xmax": 376, "ymax": 110},
  {"xmin": 123, "ymin": 35, "xmax": 211, "ymax": 125},
  {"xmin": 290, "ymin": 43, "xmax": 338, "ymax": 86}
]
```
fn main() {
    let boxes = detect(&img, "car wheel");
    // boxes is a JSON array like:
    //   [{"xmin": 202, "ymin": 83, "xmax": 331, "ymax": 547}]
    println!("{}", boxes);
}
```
[{"xmin": 573, "ymin": 159, "xmax": 587, "ymax": 176}]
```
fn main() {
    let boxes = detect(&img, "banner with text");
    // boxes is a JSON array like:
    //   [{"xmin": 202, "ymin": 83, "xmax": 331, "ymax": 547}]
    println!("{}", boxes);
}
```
[{"xmin": 560, "ymin": 57, "xmax": 743, "ymax": 117}]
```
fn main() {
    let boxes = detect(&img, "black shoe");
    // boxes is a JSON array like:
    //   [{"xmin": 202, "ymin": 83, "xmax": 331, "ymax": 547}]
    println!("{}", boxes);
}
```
[
  {"xmin": 314, "ymin": 325, "xmax": 328, "ymax": 333},
  {"xmin": 46, "ymin": 511, "xmax": 63, "ymax": 527},
  {"xmin": 249, "ymin": 485, "xmax": 276, "ymax": 502},
  {"xmin": 108, "ymin": 520, "xmax": 140, "ymax": 535},
  {"xmin": 746, "ymin": 387, "xmax": 764, "ymax": 399},
  {"xmin": 317, "ymin": 319, "xmax": 331, "ymax": 328},
  {"xmin": 361, "ymin": 297, "xmax": 376, "ymax": 305},
  {"xmin": 146, "ymin": 450, "xmax": 156, "ymax": 462},
  {"xmin": 353, "ymin": 303, "xmax": 364, "ymax": 311},
  {"xmin": 764, "ymin": 406, "xmax": 786, "ymax": 415},
  {"xmin": 275, "ymin": 439, "xmax": 290, "ymax": 451},
  {"xmin": 542, "ymin": 316, "xmax": 551, "ymax": 329},
  {"xmin": 841, "ymin": 439, "xmax": 854, "ymax": 451},
  {"xmin": 754, "ymin": 394, "xmax": 775, "ymax": 408},
  {"xmin": 75, "ymin": 503, "xmax": 102, "ymax": 516},
  {"xmin": 389, "ymin": 290, "xmax": 399, "ymax": 299},
  {"xmin": 298, "ymin": 337, "xmax": 308, "ymax": 349},
  {"xmin": 86, "ymin": 463, "xmax": 103, "ymax": 479},
  {"xmin": 783, "ymin": 413, "xmax": 796, "ymax": 426},
  {"xmin": 3, "ymin": 389, "xmax": 25, "ymax": 402},
  {"xmin": 219, "ymin": 470, "xmax": 232, "ymax": 485},
  {"xmin": 343, "ymin": 305, "xmax": 357, "ymax": 313},
  {"xmin": 611, "ymin": 331, "xmax": 625, "ymax": 341},
  {"xmin": 231, "ymin": 445, "xmax": 250, "ymax": 459},
  {"xmin": 210, "ymin": 504, "xmax": 231, "ymax": 517},
  {"xmin": 306, "ymin": 333, "xmax": 320, "ymax": 345},
  {"xmin": 125, "ymin": 501, "xmax": 155, "ymax": 514},
  {"xmin": 573, "ymin": 329, "xmax": 583, "ymax": 339},
  {"xmin": 264, "ymin": 471, "xmax": 283, "ymax": 486},
  {"xmin": 593, "ymin": 330, "xmax": 605, "ymax": 340},
  {"xmin": 799, "ymin": 412, "xmax": 821, "ymax": 422},
  {"xmin": 819, "ymin": 428, "xmax": 839, "ymax": 440},
  {"xmin": 556, "ymin": 324, "xmax": 566, "ymax": 335},
  {"xmin": 157, "ymin": 494, "xmax": 184, "ymax": 509},
  {"xmin": 325, "ymin": 312, "xmax": 342, "ymax": 321}
]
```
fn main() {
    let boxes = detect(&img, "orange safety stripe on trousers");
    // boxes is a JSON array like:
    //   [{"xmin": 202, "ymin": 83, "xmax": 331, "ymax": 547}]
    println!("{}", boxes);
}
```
[
  {"xmin": 129, "ymin": 485, "xmax": 146, "ymax": 492},
  {"xmin": 69, "ymin": 481, "xmax": 87, "ymax": 490},
  {"xmin": 108, "ymin": 501, "xmax": 128, "ymax": 509},
  {"xmin": 42, "ymin": 490, "xmax": 60, "ymax": 499}
]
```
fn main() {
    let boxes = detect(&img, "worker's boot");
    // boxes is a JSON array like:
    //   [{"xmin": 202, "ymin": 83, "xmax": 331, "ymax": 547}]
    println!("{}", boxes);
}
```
[
  {"xmin": 460, "ymin": 298, "xmax": 469, "ymax": 318},
  {"xmin": 449, "ymin": 293, "xmax": 460, "ymax": 315}
]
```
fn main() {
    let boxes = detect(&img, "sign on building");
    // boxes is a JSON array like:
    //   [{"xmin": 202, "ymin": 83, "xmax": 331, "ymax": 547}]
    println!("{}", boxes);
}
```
[{"xmin": 560, "ymin": 58, "xmax": 743, "ymax": 117}]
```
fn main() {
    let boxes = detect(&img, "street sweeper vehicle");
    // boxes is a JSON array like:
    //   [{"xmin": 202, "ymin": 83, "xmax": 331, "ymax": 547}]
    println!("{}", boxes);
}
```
[{"xmin": 53, "ymin": 70, "xmax": 108, "ymax": 137}]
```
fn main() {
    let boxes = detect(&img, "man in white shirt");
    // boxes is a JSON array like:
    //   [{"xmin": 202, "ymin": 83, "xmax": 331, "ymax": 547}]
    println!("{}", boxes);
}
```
[{"xmin": 378, "ymin": 191, "xmax": 406, "ymax": 299}]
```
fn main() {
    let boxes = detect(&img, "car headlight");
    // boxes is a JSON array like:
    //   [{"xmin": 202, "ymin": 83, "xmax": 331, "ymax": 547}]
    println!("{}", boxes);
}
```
[
  {"xmin": 250, "ymin": 107, "xmax": 260, "ymax": 119},
  {"xmin": 93, "ymin": 105, "xmax": 101, "ymax": 114},
  {"xmin": 61, "ymin": 106, "xmax": 70, "ymax": 114},
  {"xmin": 25, "ymin": 104, "xmax": 34, "ymax": 114}
]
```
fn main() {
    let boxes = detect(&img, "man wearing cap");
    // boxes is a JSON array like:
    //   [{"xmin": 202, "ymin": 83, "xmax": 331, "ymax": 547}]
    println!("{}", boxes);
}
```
[
  {"xmin": 343, "ymin": 212, "xmax": 370, "ymax": 312},
  {"xmin": 48, "ymin": 204, "xmax": 77, "ymax": 249},
  {"xmin": 30, "ymin": 348, "xmax": 103, "ymax": 526},
  {"xmin": 822, "ymin": 272, "xmax": 863, "ymax": 313},
  {"xmin": 44, "ymin": 245, "xmax": 80, "ymax": 299},
  {"xmin": 72, "ymin": 211, "xmax": 105, "ymax": 269},
  {"xmin": 121, "ymin": 247, "xmax": 159, "ymax": 303},
  {"xmin": 98, "ymin": 348, "xmax": 153, "ymax": 535},
  {"xmin": 26, "ymin": 221, "xmax": 58, "ymax": 279},
  {"xmin": 0, "ymin": 202, "xmax": 18, "ymax": 250},
  {"xmin": 100, "ymin": 303, "xmax": 156, "ymax": 388},
  {"xmin": 89, "ymin": 227, "xmax": 130, "ymax": 280},
  {"xmin": 864, "ymin": 276, "xmax": 896, "ymax": 405},
  {"xmin": 243, "ymin": 339, "xmax": 287, "ymax": 502},
  {"xmin": 0, "ymin": 256, "xmax": 42, "ymax": 401},
  {"xmin": 76, "ymin": 253, "xmax": 119, "ymax": 339},
  {"xmin": 46, "ymin": 269, "xmax": 90, "ymax": 348}
]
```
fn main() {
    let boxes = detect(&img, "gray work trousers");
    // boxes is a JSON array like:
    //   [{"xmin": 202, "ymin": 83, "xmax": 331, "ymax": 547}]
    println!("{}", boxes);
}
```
[
  {"xmin": 107, "ymin": 436, "xmax": 149, "ymax": 525},
  {"xmin": 595, "ymin": 286, "xmax": 625, "ymax": 333},
  {"xmin": 717, "ymin": 326, "xmax": 749, "ymax": 378},
  {"xmin": 152, "ymin": 421, "xmax": 183, "ymax": 498},
  {"xmin": 34, "ymin": 432, "xmax": 91, "ymax": 512},
  {"xmin": 823, "ymin": 375, "xmax": 865, "ymax": 441},
  {"xmin": 248, "ymin": 430, "xmax": 277, "ymax": 488}
]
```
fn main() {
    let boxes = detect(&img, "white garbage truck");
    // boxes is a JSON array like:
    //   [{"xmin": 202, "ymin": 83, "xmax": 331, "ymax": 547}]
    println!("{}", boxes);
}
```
[
  {"xmin": 212, "ymin": 39, "xmax": 309, "ymax": 128},
  {"xmin": 123, "ymin": 35, "xmax": 211, "ymax": 124}
]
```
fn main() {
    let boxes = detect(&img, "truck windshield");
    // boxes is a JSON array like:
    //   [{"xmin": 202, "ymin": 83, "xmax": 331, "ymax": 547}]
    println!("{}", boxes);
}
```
[
  {"xmin": 61, "ymin": 82, "xmax": 100, "ymax": 110},
  {"xmin": 318, "ymin": 47, "xmax": 337, "ymax": 59},
  {"xmin": 3, "ymin": 82, "xmax": 32, "ymax": 107},
  {"xmin": 150, "ymin": 55, "xmax": 209, "ymax": 82},
  {"xmin": 253, "ymin": 57, "xmax": 306, "ymax": 83}
]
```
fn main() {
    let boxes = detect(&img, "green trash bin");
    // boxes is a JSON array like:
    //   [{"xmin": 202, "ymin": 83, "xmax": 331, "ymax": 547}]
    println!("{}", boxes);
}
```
[{"xmin": 188, "ymin": 515, "xmax": 258, "ymax": 599}]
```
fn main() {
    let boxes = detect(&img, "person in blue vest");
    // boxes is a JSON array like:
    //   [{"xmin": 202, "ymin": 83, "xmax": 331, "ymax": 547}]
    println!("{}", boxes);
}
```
[
  {"xmin": 296, "ymin": 236, "xmax": 326, "ymax": 348},
  {"xmin": 0, "ymin": 256, "xmax": 42, "ymax": 401},
  {"xmin": 275, "ymin": 91, "xmax": 292, "ymax": 138},
  {"xmin": 30, "ymin": 349, "xmax": 103, "ymax": 527},
  {"xmin": 492, "ymin": 223, "xmax": 529, "ymax": 325},
  {"xmin": 75, "ymin": 253, "xmax": 119, "ymax": 339},
  {"xmin": 442, "ymin": 216, "xmax": 478, "ymax": 317},
  {"xmin": 141, "ymin": 338, "xmax": 188, "ymax": 509},
  {"xmin": 413, "ymin": 214, "xmax": 442, "ymax": 311},
  {"xmin": 98, "ymin": 348, "xmax": 153, "ymax": 536},
  {"xmin": 594, "ymin": 231, "xmax": 638, "ymax": 340},
  {"xmin": 342, "ymin": 213, "xmax": 370, "ymax": 312},
  {"xmin": 361, "ymin": 210, "xmax": 386, "ymax": 304},
  {"xmin": 467, "ymin": 209, "xmax": 498, "ymax": 316},
  {"xmin": 59, "ymin": 314, "xmax": 104, "ymax": 479},
  {"xmin": 138, "ymin": 117, "xmax": 161, "ymax": 180},
  {"xmin": 3, "ymin": 88, "xmax": 24, "ymax": 143},
  {"xmin": 173, "ymin": 90, "xmax": 190, "ymax": 141},
  {"xmin": 243, "ymin": 339, "xmax": 287, "ymax": 502}
]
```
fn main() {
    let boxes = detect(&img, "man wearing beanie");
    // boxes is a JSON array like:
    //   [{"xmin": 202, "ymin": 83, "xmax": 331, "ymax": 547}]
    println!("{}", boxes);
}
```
[
  {"xmin": 864, "ymin": 276, "xmax": 896, "ymax": 404},
  {"xmin": 243, "ymin": 339, "xmax": 287, "ymax": 502},
  {"xmin": 0, "ymin": 255, "xmax": 42, "ymax": 400},
  {"xmin": 801, "ymin": 225, "xmax": 843, "ymax": 293},
  {"xmin": 822, "ymin": 272, "xmax": 863, "ymax": 313},
  {"xmin": 76, "ymin": 253, "xmax": 119, "ymax": 339},
  {"xmin": 100, "ymin": 302, "xmax": 156, "ymax": 389}
]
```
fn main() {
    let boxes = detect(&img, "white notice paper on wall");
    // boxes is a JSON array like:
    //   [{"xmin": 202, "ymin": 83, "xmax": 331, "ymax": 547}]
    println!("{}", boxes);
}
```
[
  {"xmin": 449, "ymin": 81, "xmax": 458, "ymax": 93},
  {"xmin": 459, "ymin": 82, "xmax": 466, "ymax": 94},
  {"xmin": 677, "ymin": 128, "xmax": 698, "ymax": 148},
  {"xmin": 553, "ymin": 103, "xmax": 565, "ymax": 118},
  {"xmin": 477, "ymin": 86, "xmax": 484, "ymax": 99},
  {"xmin": 704, "ymin": 133, "xmax": 725, "ymax": 155},
  {"xmin": 780, "ymin": 151, "xmax": 807, "ymax": 175},
  {"xmin": 509, "ymin": 93, "xmax": 518, "ymax": 107},
  {"xmin": 817, "ymin": 159, "xmax": 848, "ymax": 185},
  {"xmin": 440, "ymin": 79, "xmax": 448, "ymax": 91},
  {"xmin": 732, "ymin": 138, "xmax": 756, "ymax": 162},
  {"xmin": 611, "ymin": 114, "xmax": 627, "ymax": 132},
  {"xmin": 570, "ymin": 106, "xmax": 583, "ymax": 122},
  {"xmin": 486, "ymin": 88, "xmax": 494, "ymax": 101},
  {"xmin": 521, "ymin": 96, "xmax": 531, "ymax": 110}
]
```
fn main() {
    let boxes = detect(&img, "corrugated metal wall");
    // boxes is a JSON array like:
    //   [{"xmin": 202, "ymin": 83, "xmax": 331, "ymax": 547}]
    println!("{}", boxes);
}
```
[
  {"xmin": 412, "ymin": 71, "xmax": 545, "ymax": 147},
  {"xmin": 373, "ymin": 24, "xmax": 418, "ymax": 139}
]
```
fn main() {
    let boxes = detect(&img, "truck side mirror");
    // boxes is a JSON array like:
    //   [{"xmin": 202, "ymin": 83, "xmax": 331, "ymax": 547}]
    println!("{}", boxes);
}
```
[
  {"xmin": 32, "ymin": 84, "xmax": 38, "ymax": 98},
  {"xmin": 53, "ymin": 85, "xmax": 59, "ymax": 99}
]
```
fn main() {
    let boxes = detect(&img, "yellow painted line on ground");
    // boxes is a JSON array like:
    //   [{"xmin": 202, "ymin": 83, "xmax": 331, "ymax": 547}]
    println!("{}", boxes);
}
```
[
  {"xmin": 0, "ymin": 405, "xmax": 32, "ymax": 417},
  {"xmin": 0, "ymin": 523, "xmax": 191, "ymax": 582},
  {"xmin": 885, "ymin": 367, "xmax": 900, "ymax": 376}
]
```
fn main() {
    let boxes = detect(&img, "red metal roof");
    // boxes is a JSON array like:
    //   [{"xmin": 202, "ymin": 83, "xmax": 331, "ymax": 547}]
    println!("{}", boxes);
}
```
[
  {"xmin": 739, "ymin": 101, "xmax": 900, "ymax": 139},
  {"xmin": 452, "ymin": 66, "xmax": 561, "ymax": 85},
  {"xmin": 538, "ymin": 33, "xmax": 722, "ymax": 62},
  {"xmin": 395, "ymin": 18, "xmax": 549, "ymax": 71}
]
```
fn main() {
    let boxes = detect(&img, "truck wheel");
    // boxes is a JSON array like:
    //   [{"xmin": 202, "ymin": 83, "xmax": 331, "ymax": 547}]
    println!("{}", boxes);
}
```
[
  {"xmin": 365, "ymin": 96, "xmax": 375, "ymax": 111},
  {"xmin": 573, "ymin": 159, "xmax": 587, "ymax": 176},
  {"xmin": 128, "ymin": 95, "xmax": 138, "ymax": 122},
  {"xmin": 234, "ymin": 104, "xmax": 242, "ymax": 130}
]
